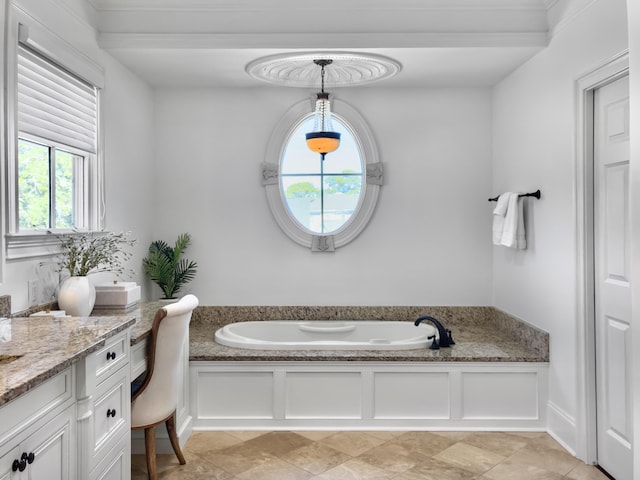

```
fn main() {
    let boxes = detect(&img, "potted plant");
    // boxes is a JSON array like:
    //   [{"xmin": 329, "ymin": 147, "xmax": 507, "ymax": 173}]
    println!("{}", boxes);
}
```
[
  {"xmin": 55, "ymin": 231, "xmax": 136, "ymax": 316},
  {"xmin": 143, "ymin": 233, "xmax": 197, "ymax": 300}
]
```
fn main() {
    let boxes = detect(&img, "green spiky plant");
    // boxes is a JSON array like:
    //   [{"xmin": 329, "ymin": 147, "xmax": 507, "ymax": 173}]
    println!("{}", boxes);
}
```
[{"xmin": 142, "ymin": 233, "xmax": 197, "ymax": 299}]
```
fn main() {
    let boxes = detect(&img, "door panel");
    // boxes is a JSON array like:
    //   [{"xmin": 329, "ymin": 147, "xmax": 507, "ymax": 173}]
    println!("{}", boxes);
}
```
[{"xmin": 594, "ymin": 75, "xmax": 631, "ymax": 480}]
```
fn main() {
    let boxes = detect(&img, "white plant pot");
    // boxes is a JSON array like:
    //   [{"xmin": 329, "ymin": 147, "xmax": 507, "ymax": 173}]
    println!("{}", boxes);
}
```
[{"xmin": 57, "ymin": 276, "xmax": 96, "ymax": 316}]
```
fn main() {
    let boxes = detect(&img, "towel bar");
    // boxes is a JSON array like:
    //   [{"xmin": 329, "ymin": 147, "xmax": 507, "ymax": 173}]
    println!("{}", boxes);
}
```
[{"xmin": 488, "ymin": 189, "xmax": 540, "ymax": 202}]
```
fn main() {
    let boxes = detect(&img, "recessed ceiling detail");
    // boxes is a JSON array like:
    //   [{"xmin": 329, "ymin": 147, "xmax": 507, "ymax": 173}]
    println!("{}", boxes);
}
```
[{"xmin": 246, "ymin": 52, "xmax": 402, "ymax": 88}]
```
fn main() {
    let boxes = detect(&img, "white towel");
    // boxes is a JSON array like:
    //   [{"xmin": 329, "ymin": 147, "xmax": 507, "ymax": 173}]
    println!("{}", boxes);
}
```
[
  {"xmin": 499, "ymin": 192, "xmax": 526, "ymax": 249},
  {"xmin": 492, "ymin": 192, "xmax": 512, "ymax": 245}
]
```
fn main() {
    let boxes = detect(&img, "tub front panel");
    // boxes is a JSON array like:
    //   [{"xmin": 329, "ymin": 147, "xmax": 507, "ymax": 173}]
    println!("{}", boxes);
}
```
[
  {"xmin": 195, "ymin": 371, "xmax": 274, "ymax": 419},
  {"xmin": 190, "ymin": 362, "xmax": 549, "ymax": 430},
  {"xmin": 285, "ymin": 372, "xmax": 362, "ymax": 419},
  {"xmin": 461, "ymin": 371, "xmax": 540, "ymax": 420},
  {"xmin": 373, "ymin": 372, "xmax": 450, "ymax": 420}
]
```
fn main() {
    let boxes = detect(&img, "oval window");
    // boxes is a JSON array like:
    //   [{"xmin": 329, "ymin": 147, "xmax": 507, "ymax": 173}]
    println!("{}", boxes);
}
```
[
  {"xmin": 280, "ymin": 115, "xmax": 364, "ymax": 235},
  {"xmin": 263, "ymin": 98, "xmax": 383, "ymax": 251}
]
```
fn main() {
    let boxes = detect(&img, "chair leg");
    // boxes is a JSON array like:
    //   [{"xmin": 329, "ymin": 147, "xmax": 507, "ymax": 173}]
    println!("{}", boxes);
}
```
[
  {"xmin": 165, "ymin": 411, "xmax": 186, "ymax": 465},
  {"xmin": 144, "ymin": 425, "xmax": 158, "ymax": 480}
]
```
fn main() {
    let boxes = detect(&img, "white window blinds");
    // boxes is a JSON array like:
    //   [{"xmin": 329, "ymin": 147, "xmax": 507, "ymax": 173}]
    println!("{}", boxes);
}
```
[{"xmin": 17, "ymin": 44, "xmax": 98, "ymax": 154}]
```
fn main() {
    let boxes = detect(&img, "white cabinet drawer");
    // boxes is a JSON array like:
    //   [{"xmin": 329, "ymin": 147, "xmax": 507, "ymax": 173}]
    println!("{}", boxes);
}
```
[
  {"xmin": 90, "ymin": 438, "xmax": 130, "ymax": 480},
  {"xmin": 93, "ymin": 332, "xmax": 129, "ymax": 385},
  {"xmin": 0, "ymin": 368, "xmax": 73, "ymax": 448},
  {"xmin": 91, "ymin": 366, "xmax": 130, "ymax": 469}
]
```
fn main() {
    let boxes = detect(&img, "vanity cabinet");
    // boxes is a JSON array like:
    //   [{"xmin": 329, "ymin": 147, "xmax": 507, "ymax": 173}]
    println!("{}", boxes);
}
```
[
  {"xmin": 0, "ymin": 307, "xmax": 137, "ymax": 480},
  {"xmin": 0, "ymin": 369, "xmax": 76, "ymax": 480}
]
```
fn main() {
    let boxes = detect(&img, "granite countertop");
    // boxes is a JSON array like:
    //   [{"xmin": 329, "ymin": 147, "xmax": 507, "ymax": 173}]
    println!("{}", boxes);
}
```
[
  {"xmin": 92, "ymin": 300, "xmax": 167, "ymax": 345},
  {"xmin": 0, "ymin": 314, "xmax": 135, "ymax": 406}
]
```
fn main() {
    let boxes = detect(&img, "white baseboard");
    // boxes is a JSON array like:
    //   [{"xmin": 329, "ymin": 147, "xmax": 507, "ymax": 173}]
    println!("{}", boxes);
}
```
[{"xmin": 546, "ymin": 401, "xmax": 577, "ymax": 456}]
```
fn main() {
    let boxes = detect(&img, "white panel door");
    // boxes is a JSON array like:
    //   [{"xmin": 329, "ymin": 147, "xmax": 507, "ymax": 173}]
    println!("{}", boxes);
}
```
[{"xmin": 594, "ymin": 75, "xmax": 631, "ymax": 480}]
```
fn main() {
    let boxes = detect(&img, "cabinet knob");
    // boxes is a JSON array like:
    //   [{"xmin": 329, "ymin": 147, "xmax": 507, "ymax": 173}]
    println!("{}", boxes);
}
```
[
  {"xmin": 106, "ymin": 351, "xmax": 117, "ymax": 361},
  {"xmin": 107, "ymin": 408, "xmax": 117, "ymax": 418},
  {"xmin": 12, "ymin": 458, "xmax": 26, "ymax": 472},
  {"xmin": 23, "ymin": 452, "xmax": 35, "ymax": 464}
]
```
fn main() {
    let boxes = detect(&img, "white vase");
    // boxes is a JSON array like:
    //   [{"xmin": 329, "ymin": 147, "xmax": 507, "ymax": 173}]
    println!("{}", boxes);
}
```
[{"xmin": 57, "ymin": 276, "xmax": 96, "ymax": 316}]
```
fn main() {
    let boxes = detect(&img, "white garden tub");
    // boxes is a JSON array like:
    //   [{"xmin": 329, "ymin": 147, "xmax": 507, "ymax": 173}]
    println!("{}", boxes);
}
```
[{"xmin": 214, "ymin": 320, "xmax": 436, "ymax": 350}]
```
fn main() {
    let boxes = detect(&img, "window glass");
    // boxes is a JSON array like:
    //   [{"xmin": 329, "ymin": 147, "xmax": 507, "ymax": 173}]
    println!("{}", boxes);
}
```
[
  {"xmin": 54, "ymin": 149, "xmax": 75, "ymax": 229},
  {"xmin": 280, "ymin": 115, "xmax": 364, "ymax": 235},
  {"xmin": 18, "ymin": 138, "xmax": 81, "ymax": 230},
  {"xmin": 18, "ymin": 139, "xmax": 49, "ymax": 229}
]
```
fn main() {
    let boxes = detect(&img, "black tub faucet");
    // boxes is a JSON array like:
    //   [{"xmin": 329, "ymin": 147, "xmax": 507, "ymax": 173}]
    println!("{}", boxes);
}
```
[{"xmin": 414, "ymin": 315, "xmax": 455, "ymax": 349}]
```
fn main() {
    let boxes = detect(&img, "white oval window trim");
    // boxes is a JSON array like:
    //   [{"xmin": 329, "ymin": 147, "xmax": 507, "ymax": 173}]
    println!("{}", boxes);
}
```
[{"xmin": 263, "ymin": 96, "xmax": 383, "ymax": 252}]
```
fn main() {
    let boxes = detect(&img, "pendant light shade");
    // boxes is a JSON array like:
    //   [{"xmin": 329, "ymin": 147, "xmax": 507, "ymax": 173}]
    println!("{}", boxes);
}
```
[{"xmin": 305, "ymin": 60, "xmax": 340, "ymax": 160}]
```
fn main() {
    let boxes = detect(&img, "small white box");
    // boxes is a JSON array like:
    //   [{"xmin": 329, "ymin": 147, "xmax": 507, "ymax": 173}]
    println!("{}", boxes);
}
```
[{"xmin": 94, "ymin": 282, "xmax": 141, "ymax": 309}]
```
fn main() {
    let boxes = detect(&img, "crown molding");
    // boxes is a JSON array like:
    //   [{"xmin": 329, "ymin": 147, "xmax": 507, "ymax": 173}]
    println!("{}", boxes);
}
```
[
  {"xmin": 98, "ymin": 32, "xmax": 549, "ymax": 51},
  {"xmin": 546, "ymin": 0, "xmax": 600, "ymax": 36},
  {"xmin": 90, "ymin": 0, "xmax": 547, "ymax": 13}
]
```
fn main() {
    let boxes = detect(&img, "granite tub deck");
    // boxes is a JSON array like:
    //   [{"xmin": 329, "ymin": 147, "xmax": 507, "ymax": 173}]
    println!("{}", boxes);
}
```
[{"xmin": 188, "ymin": 306, "xmax": 549, "ymax": 363}]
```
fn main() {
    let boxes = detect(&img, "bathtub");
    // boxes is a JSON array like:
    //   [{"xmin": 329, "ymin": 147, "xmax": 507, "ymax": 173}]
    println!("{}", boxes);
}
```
[{"xmin": 214, "ymin": 320, "xmax": 436, "ymax": 350}]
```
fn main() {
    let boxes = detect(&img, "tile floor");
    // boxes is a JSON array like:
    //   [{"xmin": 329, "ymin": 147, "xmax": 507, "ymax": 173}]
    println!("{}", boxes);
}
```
[{"xmin": 131, "ymin": 431, "xmax": 611, "ymax": 480}]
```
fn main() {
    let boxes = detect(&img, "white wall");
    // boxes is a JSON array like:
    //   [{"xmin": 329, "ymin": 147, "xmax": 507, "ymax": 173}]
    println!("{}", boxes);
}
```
[
  {"xmin": 492, "ymin": 0, "xmax": 628, "ymax": 457},
  {"xmin": 152, "ymin": 87, "xmax": 493, "ymax": 305},
  {"xmin": 627, "ymin": 0, "xmax": 640, "ymax": 477},
  {"xmin": 0, "ymin": 0, "xmax": 155, "ymax": 312}
]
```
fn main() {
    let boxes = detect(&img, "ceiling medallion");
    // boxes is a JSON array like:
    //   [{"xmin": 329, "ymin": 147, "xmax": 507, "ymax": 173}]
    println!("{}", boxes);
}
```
[{"xmin": 245, "ymin": 52, "xmax": 402, "ymax": 87}]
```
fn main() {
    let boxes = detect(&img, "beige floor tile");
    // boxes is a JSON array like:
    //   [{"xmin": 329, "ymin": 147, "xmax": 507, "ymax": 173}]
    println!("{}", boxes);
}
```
[
  {"xmin": 130, "ymin": 431, "xmax": 602, "ymax": 480},
  {"xmin": 296, "ymin": 431, "xmax": 340, "ymax": 441},
  {"xmin": 243, "ymin": 431, "xmax": 314, "ymax": 456},
  {"xmin": 397, "ymin": 457, "xmax": 480, "ymax": 480},
  {"xmin": 434, "ymin": 442, "xmax": 506, "ymax": 475},
  {"xmin": 431, "ymin": 431, "xmax": 473, "ymax": 442},
  {"xmin": 225, "ymin": 431, "xmax": 268, "ymax": 442},
  {"xmin": 527, "ymin": 434, "xmax": 572, "ymax": 453},
  {"xmin": 506, "ymin": 441, "xmax": 580, "ymax": 476},
  {"xmin": 280, "ymin": 442, "xmax": 351, "ymax": 475},
  {"xmin": 462, "ymin": 431, "xmax": 529, "ymax": 456},
  {"xmin": 505, "ymin": 431, "xmax": 548, "ymax": 440},
  {"xmin": 389, "ymin": 431, "xmax": 459, "ymax": 458},
  {"xmin": 318, "ymin": 431, "xmax": 386, "ymax": 456},
  {"xmin": 364, "ymin": 430, "xmax": 406, "ymax": 441},
  {"xmin": 205, "ymin": 443, "xmax": 279, "ymax": 475},
  {"xmin": 315, "ymin": 458, "xmax": 396, "ymax": 479},
  {"xmin": 564, "ymin": 463, "xmax": 613, "ymax": 480},
  {"xmin": 356, "ymin": 442, "xmax": 424, "ymax": 473},
  {"xmin": 234, "ymin": 456, "xmax": 313, "ymax": 480},
  {"xmin": 184, "ymin": 431, "xmax": 243, "ymax": 454},
  {"xmin": 481, "ymin": 458, "xmax": 563, "ymax": 480}
]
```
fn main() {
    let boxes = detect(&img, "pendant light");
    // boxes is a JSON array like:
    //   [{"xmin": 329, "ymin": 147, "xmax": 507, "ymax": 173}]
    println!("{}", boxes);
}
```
[{"xmin": 305, "ymin": 59, "xmax": 340, "ymax": 160}]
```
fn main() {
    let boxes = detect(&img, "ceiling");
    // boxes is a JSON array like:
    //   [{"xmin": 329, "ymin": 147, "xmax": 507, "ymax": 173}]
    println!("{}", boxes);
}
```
[{"xmin": 87, "ymin": 0, "xmax": 560, "ymax": 88}]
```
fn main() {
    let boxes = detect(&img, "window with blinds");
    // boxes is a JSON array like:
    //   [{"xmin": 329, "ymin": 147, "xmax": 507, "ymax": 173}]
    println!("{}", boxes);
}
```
[{"xmin": 15, "ymin": 44, "xmax": 98, "ymax": 231}]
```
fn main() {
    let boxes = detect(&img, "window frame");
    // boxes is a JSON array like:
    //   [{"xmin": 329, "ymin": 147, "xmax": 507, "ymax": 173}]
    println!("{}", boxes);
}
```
[
  {"xmin": 263, "ymin": 96, "xmax": 383, "ymax": 252},
  {"xmin": 4, "ymin": 15, "xmax": 105, "ymax": 260}
]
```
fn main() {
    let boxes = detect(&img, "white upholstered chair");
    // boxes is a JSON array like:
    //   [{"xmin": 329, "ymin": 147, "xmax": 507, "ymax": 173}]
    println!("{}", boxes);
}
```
[{"xmin": 131, "ymin": 294, "xmax": 199, "ymax": 480}]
